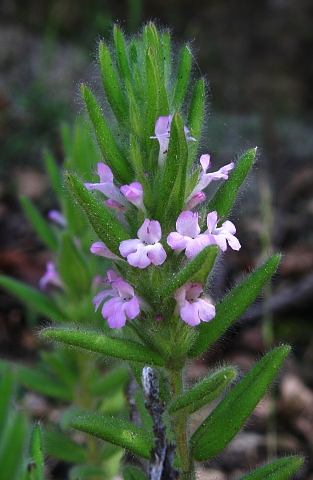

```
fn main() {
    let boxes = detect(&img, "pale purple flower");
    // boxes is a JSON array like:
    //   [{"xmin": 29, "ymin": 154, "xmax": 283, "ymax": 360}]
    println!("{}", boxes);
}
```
[
  {"xmin": 39, "ymin": 262, "xmax": 63, "ymax": 291},
  {"xmin": 150, "ymin": 115, "xmax": 196, "ymax": 165},
  {"xmin": 167, "ymin": 211, "xmax": 210, "ymax": 259},
  {"xmin": 92, "ymin": 269, "xmax": 140, "ymax": 328},
  {"xmin": 185, "ymin": 155, "xmax": 234, "ymax": 204},
  {"xmin": 185, "ymin": 192, "xmax": 206, "ymax": 210},
  {"xmin": 120, "ymin": 182, "xmax": 145, "ymax": 211},
  {"xmin": 47, "ymin": 210, "xmax": 67, "ymax": 228},
  {"xmin": 174, "ymin": 282, "xmax": 215, "ymax": 326},
  {"xmin": 119, "ymin": 219, "xmax": 167, "ymax": 268},
  {"xmin": 90, "ymin": 241, "xmax": 121, "ymax": 260},
  {"xmin": 84, "ymin": 162, "xmax": 128, "ymax": 211},
  {"xmin": 204, "ymin": 211, "xmax": 241, "ymax": 252}
]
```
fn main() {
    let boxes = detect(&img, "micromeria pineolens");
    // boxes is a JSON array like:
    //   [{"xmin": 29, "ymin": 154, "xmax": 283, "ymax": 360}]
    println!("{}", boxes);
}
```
[{"xmin": 40, "ymin": 22, "xmax": 303, "ymax": 480}]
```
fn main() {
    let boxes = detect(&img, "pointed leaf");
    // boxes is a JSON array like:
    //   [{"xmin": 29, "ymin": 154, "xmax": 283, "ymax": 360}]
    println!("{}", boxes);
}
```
[
  {"xmin": 44, "ymin": 150, "xmax": 63, "ymax": 200},
  {"xmin": 160, "ymin": 245, "xmax": 219, "ymax": 298},
  {"xmin": 123, "ymin": 465, "xmax": 149, "ymax": 480},
  {"xmin": 0, "ymin": 410, "xmax": 27, "ymax": 480},
  {"xmin": 238, "ymin": 456, "xmax": 304, "ymax": 479},
  {"xmin": 156, "ymin": 113, "xmax": 188, "ymax": 221},
  {"xmin": 162, "ymin": 29, "xmax": 171, "ymax": 85},
  {"xmin": 168, "ymin": 367, "xmax": 237, "ymax": 415},
  {"xmin": 90, "ymin": 366, "xmax": 129, "ymax": 396},
  {"xmin": 58, "ymin": 232, "xmax": 91, "ymax": 295},
  {"xmin": 0, "ymin": 367, "xmax": 14, "ymax": 433},
  {"xmin": 0, "ymin": 359, "xmax": 74, "ymax": 401},
  {"xmin": 187, "ymin": 79, "xmax": 205, "ymax": 167},
  {"xmin": 113, "ymin": 25, "xmax": 132, "ymax": 82},
  {"xmin": 44, "ymin": 429, "xmax": 88, "ymax": 463},
  {"xmin": 69, "ymin": 466, "xmax": 105, "ymax": 480},
  {"xmin": 190, "ymin": 346, "xmax": 290, "ymax": 461},
  {"xmin": 145, "ymin": 47, "xmax": 160, "ymax": 143},
  {"xmin": 66, "ymin": 172, "xmax": 130, "ymax": 256},
  {"xmin": 81, "ymin": 84, "xmax": 132, "ymax": 183},
  {"xmin": 0, "ymin": 276, "xmax": 66, "ymax": 322},
  {"xmin": 188, "ymin": 254, "xmax": 281, "ymax": 358},
  {"xmin": 205, "ymin": 148, "xmax": 257, "ymax": 225},
  {"xmin": 70, "ymin": 412, "xmax": 154, "ymax": 459},
  {"xmin": 29, "ymin": 424, "xmax": 44, "ymax": 480},
  {"xmin": 40, "ymin": 327, "xmax": 165, "ymax": 366},
  {"xmin": 20, "ymin": 196, "xmax": 59, "ymax": 252},
  {"xmin": 171, "ymin": 45, "xmax": 192, "ymax": 110},
  {"xmin": 99, "ymin": 41, "xmax": 129, "ymax": 124}
]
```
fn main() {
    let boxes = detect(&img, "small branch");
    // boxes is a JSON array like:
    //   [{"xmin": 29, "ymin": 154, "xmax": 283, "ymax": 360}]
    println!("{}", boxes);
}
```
[{"xmin": 142, "ymin": 367, "xmax": 179, "ymax": 480}]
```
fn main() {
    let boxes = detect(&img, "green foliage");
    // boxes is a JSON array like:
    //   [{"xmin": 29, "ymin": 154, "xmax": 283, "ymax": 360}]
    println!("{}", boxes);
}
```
[
  {"xmin": 39, "ymin": 327, "xmax": 165, "ymax": 366},
  {"xmin": 0, "ymin": 22, "xmax": 302, "ymax": 480},
  {"xmin": 238, "ymin": 456, "xmax": 304, "ymax": 479},
  {"xmin": 190, "ymin": 346, "xmax": 290, "ymax": 461},
  {"xmin": 70, "ymin": 413, "xmax": 154, "ymax": 459}
]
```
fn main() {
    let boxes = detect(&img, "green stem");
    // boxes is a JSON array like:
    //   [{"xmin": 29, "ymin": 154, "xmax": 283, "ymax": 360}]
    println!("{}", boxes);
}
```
[{"xmin": 169, "ymin": 368, "xmax": 194, "ymax": 480}]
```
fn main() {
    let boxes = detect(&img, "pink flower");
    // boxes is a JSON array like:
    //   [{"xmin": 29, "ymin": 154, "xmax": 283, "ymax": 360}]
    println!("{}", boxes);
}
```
[
  {"xmin": 174, "ymin": 282, "xmax": 215, "ymax": 326},
  {"xmin": 150, "ymin": 115, "xmax": 196, "ymax": 165},
  {"xmin": 184, "ymin": 192, "xmax": 206, "ymax": 210},
  {"xmin": 92, "ymin": 270, "xmax": 140, "ymax": 328},
  {"xmin": 47, "ymin": 210, "xmax": 67, "ymax": 228},
  {"xmin": 85, "ymin": 162, "xmax": 128, "ymax": 211},
  {"xmin": 185, "ymin": 154, "xmax": 234, "ymax": 204},
  {"xmin": 204, "ymin": 211, "xmax": 241, "ymax": 252},
  {"xmin": 39, "ymin": 262, "xmax": 63, "ymax": 291},
  {"xmin": 167, "ymin": 211, "xmax": 210, "ymax": 259},
  {"xmin": 90, "ymin": 241, "xmax": 121, "ymax": 260},
  {"xmin": 120, "ymin": 182, "xmax": 145, "ymax": 211},
  {"xmin": 119, "ymin": 219, "xmax": 167, "ymax": 268}
]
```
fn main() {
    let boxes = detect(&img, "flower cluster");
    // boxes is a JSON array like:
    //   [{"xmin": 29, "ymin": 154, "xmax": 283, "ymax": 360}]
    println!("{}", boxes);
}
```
[{"xmin": 89, "ymin": 115, "xmax": 240, "ymax": 329}]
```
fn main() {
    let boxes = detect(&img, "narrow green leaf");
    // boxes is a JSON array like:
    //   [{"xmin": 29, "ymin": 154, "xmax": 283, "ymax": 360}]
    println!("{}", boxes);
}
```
[
  {"xmin": 168, "ymin": 367, "xmax": 237, "ymax": 415},
  {"xmin": 123, "ymin": 465, "xmax": 149, "ymax": 480},
  {"xmin": 162, "ymin": 29, "xmax": 171, "ymax": 85},
  {"xmin": 171, "ymin": 45, "xmax": 192, "ymax": 110},
  {"xmin": 40, "ymin": 350, "xmax": 77, "ymax": 390},
  {"xmin": 70, "ymin": 413, "xmax": 154, "ymax": 459},
  {"xmin": 0, "ymin": 367, "xmax": 14, "ymax": 433},
  {"xmin": 146, "ymin": 45, "xmax": 168, "ymax": 116},
  {"xmin": 238, "ymin": 456, "xmax": 304, "ymax": 480},
  {"xmin": 29, "ymin": 424, "xmax": 44, "ymax": 480},
  {"xmin": 40, "ymin": 327, "xmax": 165, "ymax": 366},
  {"xmin": 20, "ymin": 196, "xmax": 59, "ymax": 252},
  {"xmin": 205, "ymin": 148, "xmax": 257, "ymax": 224},
  {"xmin": 0, "ymin": 410, "xmax": 27, "ymax": 480},
  {"xmin": 0, "ymin": 359, "xmax": 74, "ymax": 401},
  {"xmin": 145, "ymin": 47, "xmax": 160, "ymax": 143},
  {"xmin": 113, "ymin": 25, "xmax": 132, "ymax": 82},
  {"xmin": 160, "ymin": 245, "xmax": 219, "ymax": 298},
  {"xmin": 44, "ymin": 429, "xmax": 88, "ymax": 463},
  {"xmin": 90, "ymin": 367, "xmax": 129, "ymax": 397},
  {"xmin": 99, "ymin": 41, "xmax": 128, "ymax": 124},
  {"xmin": 156, "ymin": 113, "xmax": 187, "ymax": 221},
  {"xmin": 145, "ymin": 22, "xmax": 165, "ymax": 79},
  {"xmin": 187, "ymin": 79, "xmax": 205, "ymax": 167},
  {"xmin": 81, "ymin": 84, "xmax": 132, "ymax": 184},
  {"xmin": 58, "ymin": 232, "xmax": 91, "ymax": 295},
  {"xmin": 66, "ymin": 172, "xmax": 130, "ymax": 256},
  {"xmin": 188, "ymin": 254, "xmax": 281, "ymax": 358},
  {"xmin": 44, "ymin": 150, "xmax": 63, "ymax": 200},
  {"xmin": 0, "ymin": 276, "xmax": 66, "ymax": 322},
  {"xmin": 69, "ymin": 466, "xmax": 105, "ymax": 480},
  {"xmin": 190, "ymin": 346, "xmax": 290, "ymax": 461}
]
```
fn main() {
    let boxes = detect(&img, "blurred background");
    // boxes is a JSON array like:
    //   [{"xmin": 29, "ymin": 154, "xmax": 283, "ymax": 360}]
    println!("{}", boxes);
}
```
[{"xmin": 0, "ymin": 0, "xmax": 313, "ymax": 478}]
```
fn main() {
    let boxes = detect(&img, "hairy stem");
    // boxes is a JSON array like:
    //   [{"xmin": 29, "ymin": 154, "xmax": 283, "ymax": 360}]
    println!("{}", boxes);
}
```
[{"xmin": 169, "ymin": 369, "xmax": 194, "ymax": 480}]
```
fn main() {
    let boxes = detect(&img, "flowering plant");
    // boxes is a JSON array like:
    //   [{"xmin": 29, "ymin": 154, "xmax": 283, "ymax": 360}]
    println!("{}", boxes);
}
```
[{"xmin": 0, "ymin": 22, "xmax": 304, "ymax": 479}]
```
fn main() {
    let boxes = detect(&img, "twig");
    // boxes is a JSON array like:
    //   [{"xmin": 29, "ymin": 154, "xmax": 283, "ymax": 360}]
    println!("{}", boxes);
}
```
[{"xmin": 142, "ymin": 367, "xmax": 179, "ymax": 480}]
